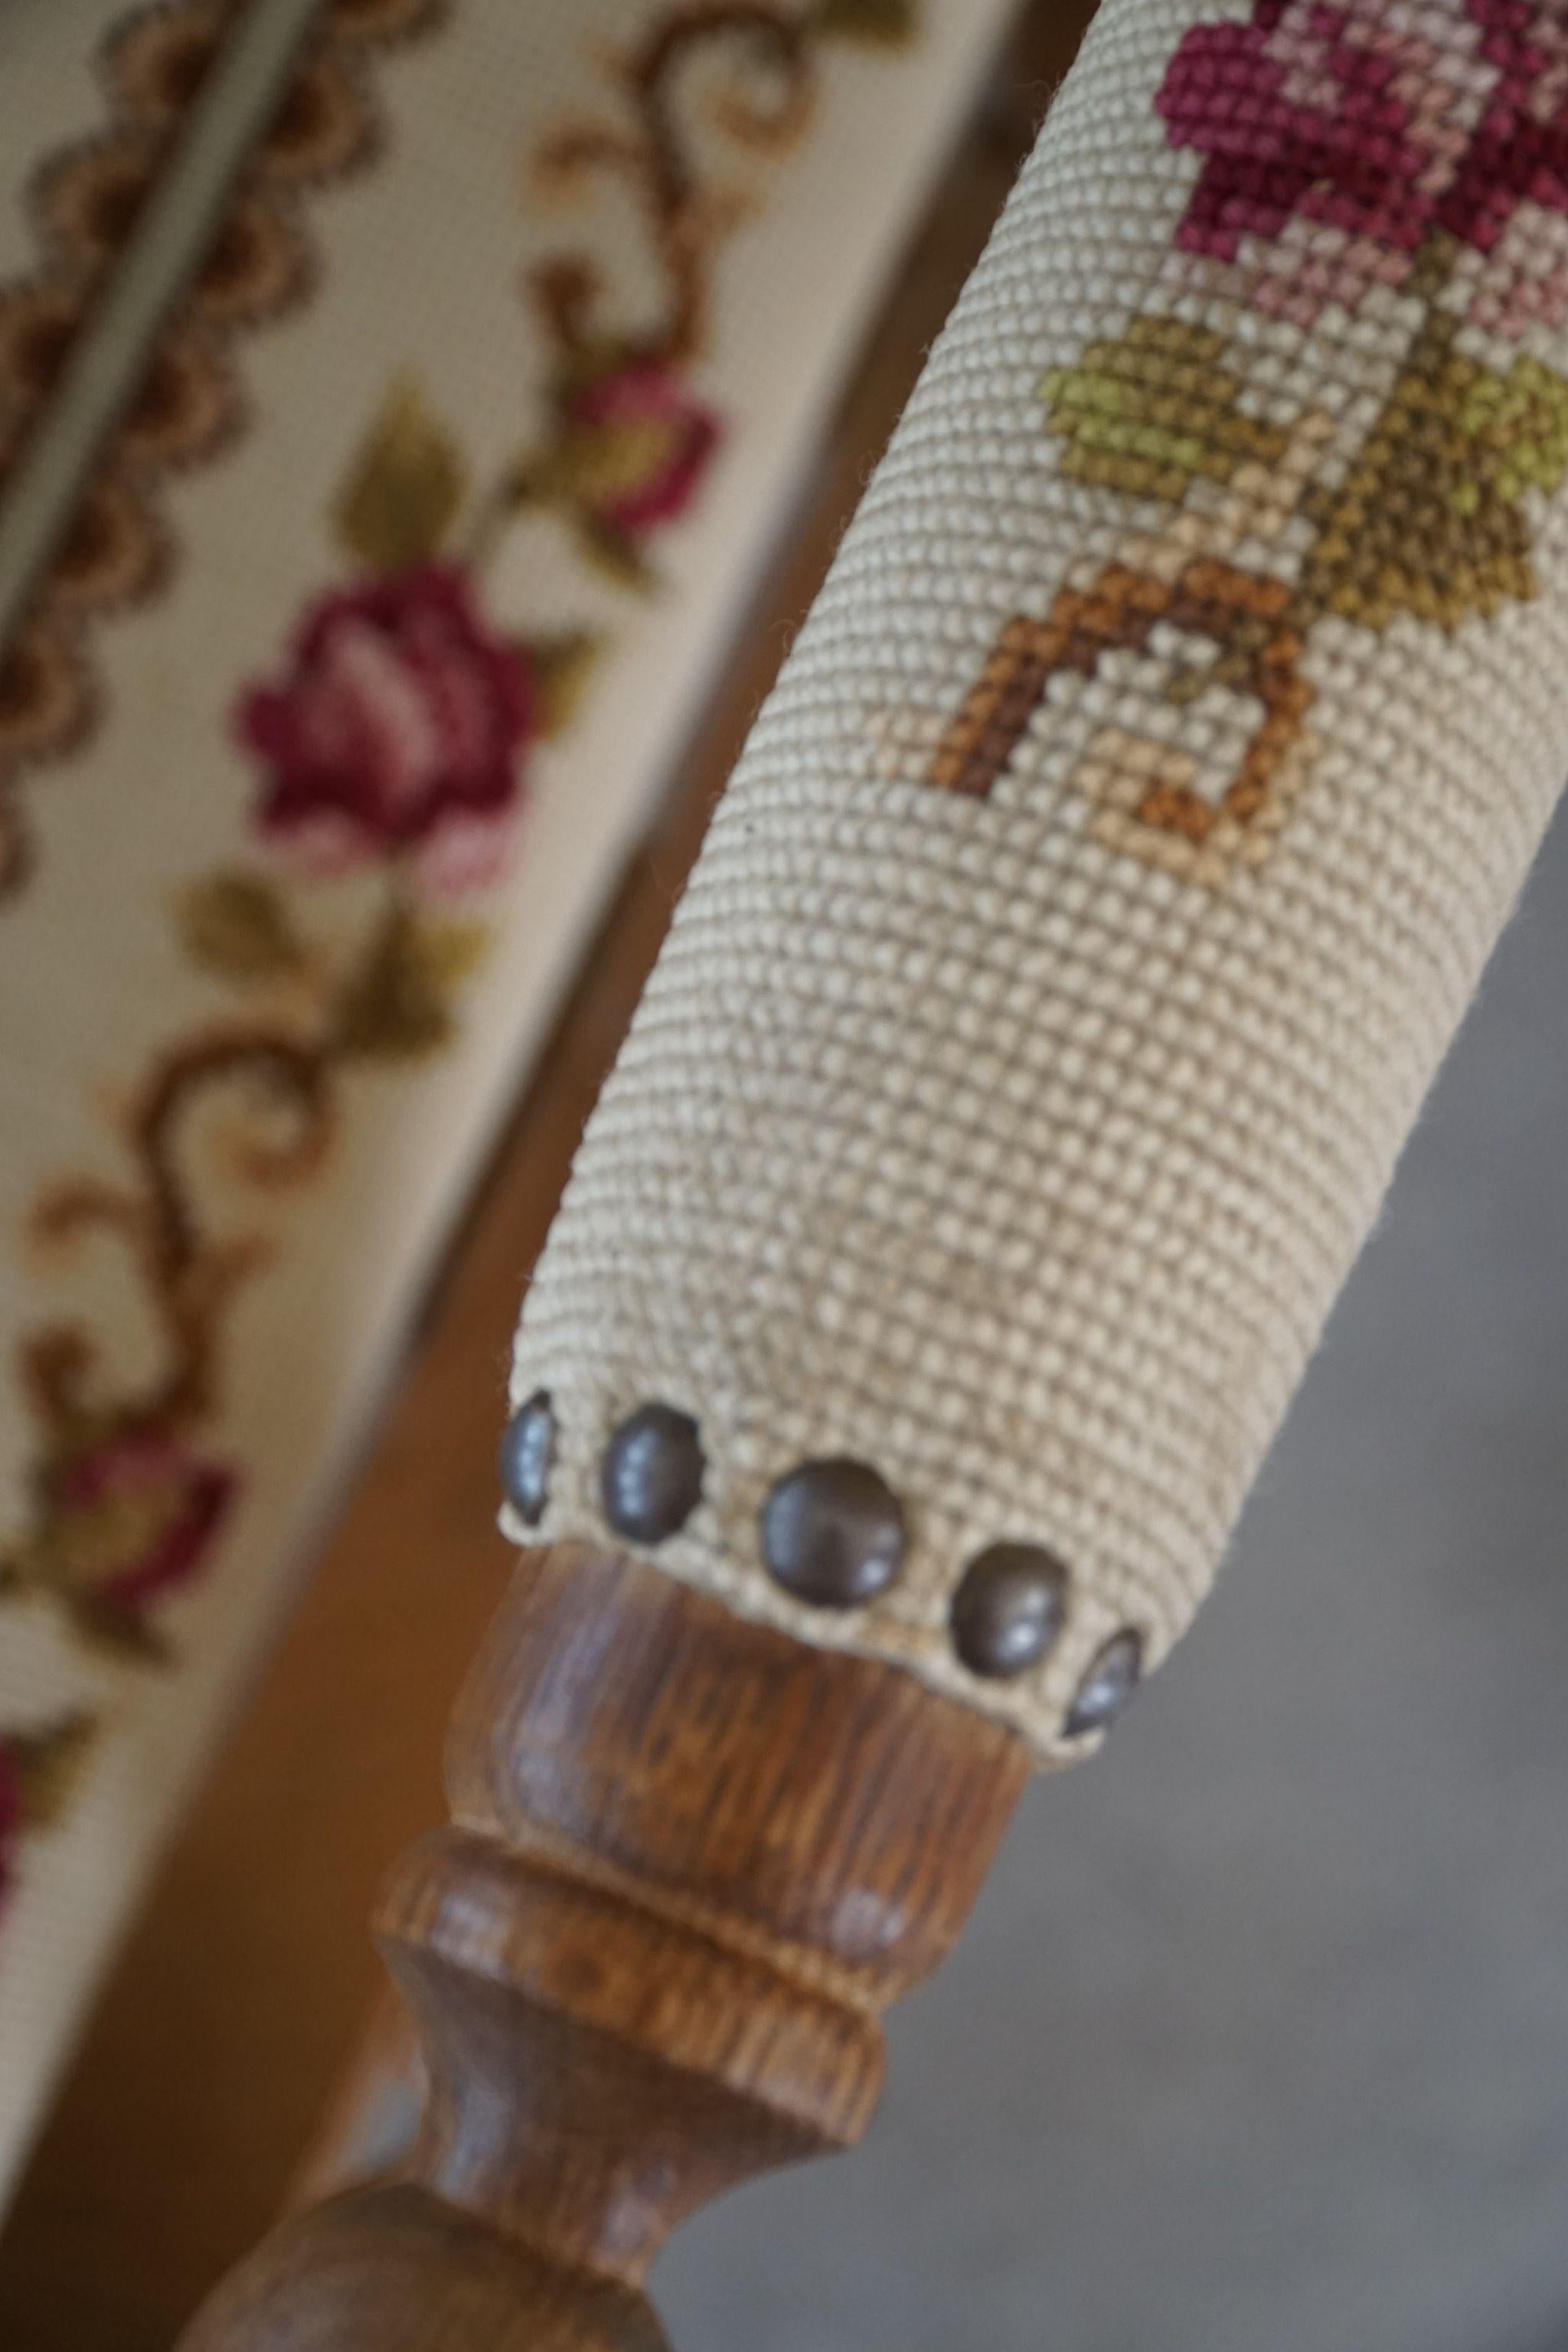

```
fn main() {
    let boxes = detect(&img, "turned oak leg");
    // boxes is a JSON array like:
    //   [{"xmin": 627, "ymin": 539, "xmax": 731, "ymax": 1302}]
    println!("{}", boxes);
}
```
[{"xmin": 179, "ymin": 1543, "xmax": 1028, "ymax": 2348}]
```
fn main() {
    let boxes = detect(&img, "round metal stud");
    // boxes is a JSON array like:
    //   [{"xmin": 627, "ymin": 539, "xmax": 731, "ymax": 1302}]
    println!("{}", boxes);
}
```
[
  {"xmin": 950, "ymin": 1542, "xmax": 1068, "ymax": 1679},
  {"xmin": 498, "ymin": 1390, "xmax": 556, "ymax": 1527},
  {"xmin": 759, "ymin": 1457, "xmax": 905, "ymax": 1609},
  {"xmin": 601, "ymin": 1403, "xmax": 704, "ymax": 1544},
  {"xmin": 1063, "ymin": 1628, "xmax": 1144, "ymax": 1737}
]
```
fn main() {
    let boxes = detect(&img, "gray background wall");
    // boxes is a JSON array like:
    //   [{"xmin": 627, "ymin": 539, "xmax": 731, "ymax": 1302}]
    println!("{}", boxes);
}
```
[{"xmin": 657, "ymin": 796, "xmax": 1568, "ymax": 2351}]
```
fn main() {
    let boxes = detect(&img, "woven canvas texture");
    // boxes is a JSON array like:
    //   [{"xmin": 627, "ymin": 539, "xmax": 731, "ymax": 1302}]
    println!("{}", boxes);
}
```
[{"xmin": 509, "ymin": 0, "xmax": 1568, "ymax": 1759}]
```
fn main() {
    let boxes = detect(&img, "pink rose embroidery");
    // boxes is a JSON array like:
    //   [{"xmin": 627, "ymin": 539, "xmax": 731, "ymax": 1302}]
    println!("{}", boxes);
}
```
[
  {"xmin": 1157, "ymin": 0, "xmax": 1568, "ymax": 332},
  {"xmin": 48, "ymin": 1432, "xmax": 235, "ymax": 1615},
  {"xmin": 560, "ymin": 360, "xmax": 720, "ymax": 537},
  {"xmin": 237, "ymin": 565, "xmax": 535, "ymax": 887},
  {"xmin": 1442, "ymin": 0, "xmax": 1568, "ymax": 335}
]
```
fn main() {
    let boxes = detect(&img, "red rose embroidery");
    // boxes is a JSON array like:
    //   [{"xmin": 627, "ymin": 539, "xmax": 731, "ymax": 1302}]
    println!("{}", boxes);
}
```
[
  {"xmin": 49, "ymin": 1432, "xmax": 236, "ymax": 1614},
  {"xmin": 561, "ymin": 360, "xmax": 721, "ymax": 537},
  {"xmin": 1157, "ymin": 0, "xmax": 1568, "ymax": 334},
  {"xmin": 236, "ymin": 564, "xmax": 535, "ymax": 889}
]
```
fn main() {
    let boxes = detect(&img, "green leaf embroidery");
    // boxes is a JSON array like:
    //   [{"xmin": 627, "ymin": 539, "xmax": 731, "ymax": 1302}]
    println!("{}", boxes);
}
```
[
  {"xmin": 415, "ymin": 916, "xmax": 492, "ymax": 991},
  {"xmin": 177, "ymin": 872, "xmax": 305, "ymax": 983},
  {"xmin": 69, "ymin": 1592, "xmax": 173, "ymax": 1663},
  {"xmin": 8, "ymin": 1713, "xmax": 98, "ymax": 1826},
  {"xmin": 331, "ymin": 902, "xmax": 485, "ymax": 1061},
  {"xmin": 529, "ymin": 630, "xmax": 602, "ymax": 740},
  {"xmin": 1041, "ymin": 316, "xmax": 1289, "ymax": 505},
  {"xmin": 333, "ymin": 374, "xmax": 469, "ymax": 573},
  {"xmin": 810, "ymin": 0, "xmax": 918, "ymax": 44},
  {"xmin": 1299, "ymin": 315, "xmax": 1568, "ymax": 631},
  {"xmin": 1456, "ymin": 355, "xmax": 1568, "ymax": 508},
  {"xmin": 574, "ymin": 513, "xmax": 658, "ymax": 593}
]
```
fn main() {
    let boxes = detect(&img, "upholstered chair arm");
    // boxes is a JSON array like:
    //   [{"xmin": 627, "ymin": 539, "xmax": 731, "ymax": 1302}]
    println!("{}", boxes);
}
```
[{"xmin": 182, "ymin": 0, "xmax": 1568, "ymax": 2338}]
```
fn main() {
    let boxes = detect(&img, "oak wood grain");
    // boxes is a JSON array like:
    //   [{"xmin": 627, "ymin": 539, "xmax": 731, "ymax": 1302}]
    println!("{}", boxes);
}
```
[{"xmin": 178, "ymin": 1547, "xmax": 1027, "ymax": 2345}]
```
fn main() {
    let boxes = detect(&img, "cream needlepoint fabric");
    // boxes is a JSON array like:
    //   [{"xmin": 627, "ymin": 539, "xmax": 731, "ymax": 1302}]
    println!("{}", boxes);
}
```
[{"xmin": 508, "ymin": 0, "xmax": 1568, "ymax": 1759}]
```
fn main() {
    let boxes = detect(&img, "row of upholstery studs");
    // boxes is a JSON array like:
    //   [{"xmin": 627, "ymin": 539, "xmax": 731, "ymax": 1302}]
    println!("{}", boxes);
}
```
[{"xmin": 500, "ymin": 1392, "xmax": 1144, "ymax": 1741}]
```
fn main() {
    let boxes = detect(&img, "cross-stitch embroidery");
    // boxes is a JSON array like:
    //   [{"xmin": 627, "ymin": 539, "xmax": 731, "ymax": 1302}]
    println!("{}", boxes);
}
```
[
  {"xmin": 0, "ymin": 0, "xmax": 920, "ymax": 1920},
  {"xmin": 928, "ymin": 0, "xmax": 1568, "ymax": 880}
]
